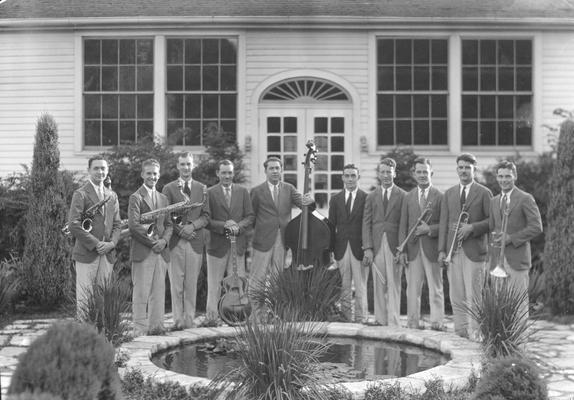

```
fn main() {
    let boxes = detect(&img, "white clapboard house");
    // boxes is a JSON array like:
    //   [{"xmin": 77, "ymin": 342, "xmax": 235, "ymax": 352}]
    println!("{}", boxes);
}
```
[{"xmin": 1, "ymin": 0, "xmax": 572, "ymax": 209}]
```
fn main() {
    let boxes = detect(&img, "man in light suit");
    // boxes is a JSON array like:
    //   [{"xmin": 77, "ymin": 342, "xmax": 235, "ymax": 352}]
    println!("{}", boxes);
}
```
[
  {"xmin": 398, "ymin": 157, "xmax": 444, "ymax": 330},
  {"xmin": 489, "ymin": 160, "xmax": 542, "ymax": 319},
  {"xmin": 250, "ymin": 157, "xmax": 313, "ymax": 290},
  {"xmin": 363, "ymin": 158, "xmax": 407, "ymax": 326},
  {"xmin": 68, "ymin": 156, "xmax": 121, "ymax": 318},
  {"xmin": 129, "ymin": 158, "xmax": 173, "ymax": 335},
  {"xmin": 438, "ymin": 153, "xmax": 492, "ymax": 338},
  {"xmin": 162, "ymin": 152, "xmax": 209, "ymax": 329},
  {"xmin": 205, "ymin": 160, "xmax": 254, "ymax": 321},
  {"xmin": 328, "ymin": 164, "xmax": 368, "ymax": 323}
]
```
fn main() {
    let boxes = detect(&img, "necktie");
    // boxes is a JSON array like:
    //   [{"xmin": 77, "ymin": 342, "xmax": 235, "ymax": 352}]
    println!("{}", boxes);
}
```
[
  {"xmin": 345, "ymin": 192, "xmax": 352, "ymax": 216},
  {"xmin": 383, "ymin": 189, "xmax": 389, "ymax": 214},
  {"xmin": 419, "ymin": 189, "xmax": 426, "ymax": 210},
  {"xmin": 224, "ymin": 186, "xmax": 231, "ymax": 208},
  {"xmin": 500, "ymin": 194, "xmax": 508, "ymax": 218},
  {"xmin": 273, "ymin": 185, "xmax": 279, "ymax": 207},
  {"xmin": 460, "ymin": 185, "xmax": 467, "ymax": 208},
  {"xmin": 96, "ymin": 186, "xmax": 104, "ymax": 201},
  {"xmin": 151, "ymin": 191, "xmax": 157, "ymax": 209},
  {"xmin": 183, "ymin": 181, "xmax": 191, "ymax": 197}
]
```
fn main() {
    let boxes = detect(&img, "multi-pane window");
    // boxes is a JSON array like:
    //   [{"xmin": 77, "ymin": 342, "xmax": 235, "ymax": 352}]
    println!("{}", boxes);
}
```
[
  {"xmin": 377, "ymin": 38, "xmax": 448, "ymax": 146},
  {"xmin": 462, "ymin": 39, "xmax": 532, "ymax": 146},
  {"xmin": 166, "ymin": 38, "xmax": 237, "ymax": 146},
  {"xmin": 83, "ymin": 39, "xmax": 154, "ymax": 147}
]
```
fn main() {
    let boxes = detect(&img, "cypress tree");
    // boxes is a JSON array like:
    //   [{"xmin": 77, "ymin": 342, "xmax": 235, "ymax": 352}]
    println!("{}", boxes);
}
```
[
  {"xmin": 545, "ymin": 119, "xmax": 574, "ymax": 314},
  {"xmin": 21, "ymin": 114, "xmax": 71, "ymax": 307}
]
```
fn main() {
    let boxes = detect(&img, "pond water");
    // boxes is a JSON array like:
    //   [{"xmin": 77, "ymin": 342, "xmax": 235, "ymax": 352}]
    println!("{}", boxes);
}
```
[{"xmin": 152, "ymin": 336, "xmax": 449, "ymax": 383}]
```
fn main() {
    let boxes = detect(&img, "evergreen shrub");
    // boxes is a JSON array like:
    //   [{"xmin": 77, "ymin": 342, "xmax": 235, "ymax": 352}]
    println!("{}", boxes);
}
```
[
  {"xmin": 544, "ymin": 118, "xmax": 574, "ymax": 315},
  {"xmin": 8, "ymin": 320, "xmax": 122, "ymax": 400},
  {"xmin": 21, "ymin": 114, "xmax": 71, "ymax": 307},
  {"xmin": 472, "ymin": 357, "xmax": 547, "ymax": 400},
  {"xmin": 0, "ymin": 255, "xmax": 20, "ymax": 315}
]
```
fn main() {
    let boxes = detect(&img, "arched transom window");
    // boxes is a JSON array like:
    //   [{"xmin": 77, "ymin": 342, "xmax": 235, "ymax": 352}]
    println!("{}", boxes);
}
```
[{"xmin": 261, "ymin": 78, "xmax": 350, "ymax": 102}]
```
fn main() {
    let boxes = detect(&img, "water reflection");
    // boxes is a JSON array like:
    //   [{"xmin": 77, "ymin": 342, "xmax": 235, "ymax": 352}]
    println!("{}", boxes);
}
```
[{"xmin": 154, "ymin": 337, "xmax": 448, "ymax": 382}]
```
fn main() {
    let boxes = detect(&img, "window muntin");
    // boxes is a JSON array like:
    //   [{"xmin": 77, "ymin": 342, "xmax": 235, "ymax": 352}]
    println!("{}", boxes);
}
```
[
  {"xmin": 461, "ymin": 39, "xmax": 532, "ymax": 146},
  {"xmin": 166, "ymin": 38, "xmax": 237, "ymax": 146},
  {"xmin": 83, "ymin": 38, "xmax": 154, "ymax": 147},
  {"xmin": 377, "ymin": 38, "xmax": 448, "ymax": 147}
]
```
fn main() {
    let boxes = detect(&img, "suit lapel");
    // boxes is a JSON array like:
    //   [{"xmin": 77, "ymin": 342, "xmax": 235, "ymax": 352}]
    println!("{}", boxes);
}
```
[
  {"xmin": 386, "ymin": 186, "xmax": 398, "ymax": 218},
  {"xmin": 140, "ymin": 186, "xmax": 154, "ymax": 211},
  {"xmin": 462, "ymin": 183, "xmax": 477, "ymax": 211}
]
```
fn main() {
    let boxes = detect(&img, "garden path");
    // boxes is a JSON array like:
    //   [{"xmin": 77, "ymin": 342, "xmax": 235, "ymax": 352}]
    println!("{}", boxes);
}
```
[{"xmin": 1, "ymin": 314, "xmax": 573, "ymax": 399}]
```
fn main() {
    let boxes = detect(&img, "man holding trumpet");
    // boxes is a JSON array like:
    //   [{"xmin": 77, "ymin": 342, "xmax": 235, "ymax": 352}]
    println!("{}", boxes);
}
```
[
  {"xmin": 438, "ymin": 153, "xmax": 492, "ymax": 339},
  {"xmin": 398, "ymin": 157, "xmax": 444, "ymax": 330},
  {"xmin": 488, "ymin": 160, "xmax": 542, "ymax": 319}
]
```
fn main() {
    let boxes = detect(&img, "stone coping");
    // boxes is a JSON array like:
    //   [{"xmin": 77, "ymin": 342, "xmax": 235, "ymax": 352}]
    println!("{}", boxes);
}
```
[{"xmin": 118, "ymin": 322, "xmax": 481, "ymax": 399}]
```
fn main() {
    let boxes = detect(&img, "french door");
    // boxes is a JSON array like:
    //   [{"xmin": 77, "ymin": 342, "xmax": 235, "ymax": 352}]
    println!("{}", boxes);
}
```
[{"xmin": 259, "ymin": 108, "xmax": 352, "ymax": 213}]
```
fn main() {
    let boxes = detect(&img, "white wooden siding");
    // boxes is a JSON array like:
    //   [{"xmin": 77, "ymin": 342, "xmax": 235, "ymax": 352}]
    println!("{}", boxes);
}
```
[{"xmin": 0, "ymin": 32, "xmax": 79, "ymax": 177}]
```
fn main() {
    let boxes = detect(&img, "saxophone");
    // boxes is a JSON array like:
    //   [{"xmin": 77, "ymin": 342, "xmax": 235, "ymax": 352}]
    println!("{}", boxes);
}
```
[
  {"xmin": 62, "ymin": 196, "xmax": 111, "ymax": 237},
  {"xmin": 120, "ymin": 185, "xmax": 207, "ymax": 238}
]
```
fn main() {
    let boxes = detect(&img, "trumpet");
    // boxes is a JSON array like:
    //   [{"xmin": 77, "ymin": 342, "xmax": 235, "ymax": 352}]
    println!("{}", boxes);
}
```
[
  {"xmin": 395, "ymin": 201, "xmax": 433, "ymax": 264},
  {"xmin": 120, "ymin": 186, "xmax": 207, "ymax": 238},
  {"xmin": 62, "ymin": 196, "xmax": 111, "ymax": 237},
  {"xmin": 490, "ymin": 204, "xmax": 510, "ymax": 278},
  {"xmin": 443, "ymin": 205, "xmax": 470, "ymax": 267}
]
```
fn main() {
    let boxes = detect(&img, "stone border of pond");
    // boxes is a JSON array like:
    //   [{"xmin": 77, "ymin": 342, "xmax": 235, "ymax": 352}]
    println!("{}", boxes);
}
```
[{"xmin": 118, "ymin": 322, "xmax": 482, "ymax": 398}]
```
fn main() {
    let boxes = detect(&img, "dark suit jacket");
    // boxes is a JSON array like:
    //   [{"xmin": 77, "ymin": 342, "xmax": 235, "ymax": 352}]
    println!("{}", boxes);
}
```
[
  {"xmin": 251, "ymin": 181, "xmax": 304, "ymax": 252},
  {"xmin": 68, "ymin": 182, "xmax": 121, "ymax": 264},
  {"xmin": 489, "ymin": 187, "xmax": 542, "ymax": 271},
  {"xmin": 206, "ymin": 183, "xmax": 254, "ymax": 257},
  {"xmin": 162, "ymin": 179, "xmax": 210, "ymax": 253},
  {"xmin": 362, "ymin": 185, "xmax": 406, "ymax": 257},
  {"xmin": 128, "ymin": 185, "xmax": 173, "ymax": 263},
  {"xmin": 399, "ymin": 186, "xmax": 443, "ymax": 263},
  {"xmin": 439, "ymin": 182, "xmax": 492, "ymax": 262},
  {"xmin": 328, "ymin": 188, "xmax": 367, "ymax": 261}
]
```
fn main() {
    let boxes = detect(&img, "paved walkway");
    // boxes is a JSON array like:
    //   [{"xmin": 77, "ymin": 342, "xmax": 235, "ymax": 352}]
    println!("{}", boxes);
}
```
[{"xmin": 1, "ymin": 315, "xmax": 574, "ymax": 399}]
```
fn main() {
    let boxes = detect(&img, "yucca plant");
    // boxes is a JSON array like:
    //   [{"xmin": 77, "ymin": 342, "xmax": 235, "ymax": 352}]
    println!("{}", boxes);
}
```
[
  {"xmin": 250, "ymin": 265, "xmax": 346, "ymax": 322},
  {"xmin": 464, "ymin": 275, "xmax": 533, "ymax": 359},
  {"xmin": 208, "ymin": 311, "xmax": 333, "ymax": 400},
  {"xmin": 77, "ymin": 271, "xmax": 132, "ymax": 345}
]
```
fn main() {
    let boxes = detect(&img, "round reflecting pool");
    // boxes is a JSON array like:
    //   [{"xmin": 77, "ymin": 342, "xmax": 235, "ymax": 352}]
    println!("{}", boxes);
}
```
[{"xmin": 152, "ymin": 336, "xmax": 449, "ymax": 383}]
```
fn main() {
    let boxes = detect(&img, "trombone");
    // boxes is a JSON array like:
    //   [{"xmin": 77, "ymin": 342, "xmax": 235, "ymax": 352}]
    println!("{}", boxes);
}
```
[
  {"xmin": 443, "ymin": 204, "xmax": 469, "ymax": 267},
  {"xmin": 490, "ymin": 204, "xmax": 510, "ymax": 278},
  {"xmin": 394, "ymin": 201, "xmax": 433, "ymax": 265}
]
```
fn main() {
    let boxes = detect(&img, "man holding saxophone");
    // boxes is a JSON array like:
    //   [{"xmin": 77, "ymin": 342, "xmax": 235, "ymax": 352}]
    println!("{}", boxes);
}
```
[
  {"xmin": 488, "ymin": 160, "xmax": 542, "ymax": 319},
  {"xmin": 129, "ymin": 158, "xmax": 173, "ymax": 335},
  {"xmin": 68, "ymin": 156, "xmax": 121, "ymax": 318},
  {"xmin": 438, "ymin": 153, "xmax": 492, "ymax": 339}
]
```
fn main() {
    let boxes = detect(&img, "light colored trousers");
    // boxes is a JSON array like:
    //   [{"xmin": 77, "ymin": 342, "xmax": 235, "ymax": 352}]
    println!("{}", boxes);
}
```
[
  {"xmin": 338, "ymin": 242, "xmax": 369, "ymax": 323},
  {"xmin": 373, "ymin": 234, "xmax": 403, "ymax": 326},
  {"xmin": 206, "ymin": 251, "xmax": 246, "ymax": 320},
  {"xmin": 75, "ymin": 255, "xmax": 113, "ymax": 318},
  {"xmin": 447, "ymin": 251, "xmax": 484, "ymax": 337},
  {"xmin": 250, "ymin": 231, "xmax": 285, "ymax": 291},
  {"xmin": 169, "ymin": 240, "xmax": 202, "ymax": 328},
  {"xmin": 504, "ymin": 266, "xmax": 530, "ymax": 321},
  {"xmin": 406, "ymin": 244, "xmax": 444, "ymax": 328},
  {"xmin": 132, "ymin": 252, "xmax": 167, "ymax": 335}
]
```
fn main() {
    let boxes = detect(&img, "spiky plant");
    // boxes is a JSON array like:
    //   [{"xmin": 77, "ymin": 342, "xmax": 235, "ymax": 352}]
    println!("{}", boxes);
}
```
[
  {"xmin": 77, "ymin": 272, "xmax": 132, "ymax": 345},
  {"xmin": 250, "ymin": 265, "xmax": 346, "ymax": 322},
  {"xmin": 464, "ymin": 275, "xmax": 533, "ymax": 359},
  {"xmin": 208, "ymin": 311, "xmax": 332, "ymax": 400}
]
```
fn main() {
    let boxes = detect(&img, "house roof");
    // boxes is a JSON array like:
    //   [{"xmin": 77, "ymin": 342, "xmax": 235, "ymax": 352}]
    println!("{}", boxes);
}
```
[{"xmin": 1, "ymin": 0, "xmax": 574, "ymax": 27}]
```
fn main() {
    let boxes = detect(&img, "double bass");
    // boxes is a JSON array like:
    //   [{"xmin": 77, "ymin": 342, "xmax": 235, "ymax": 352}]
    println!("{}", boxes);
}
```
[
  {"xmin": 284, "ymin": 140, "xmax": 335, "ymax": 270},
  {"xmin": 217, "ymin": 228, "xmax": 252, "ymax": 325}
]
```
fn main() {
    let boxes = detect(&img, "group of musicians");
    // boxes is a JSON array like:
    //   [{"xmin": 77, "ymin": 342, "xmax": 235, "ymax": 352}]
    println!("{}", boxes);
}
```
[{"xmin": 67, "ymin": 151, "xmax": 542, "ymax": 339}]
